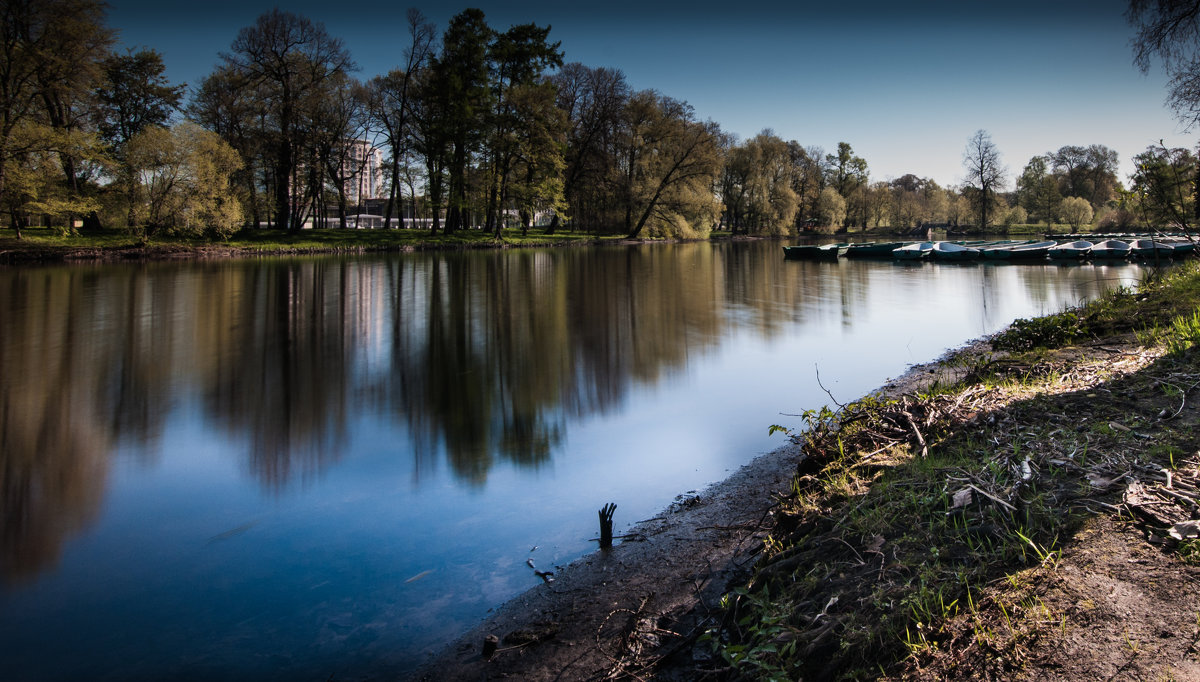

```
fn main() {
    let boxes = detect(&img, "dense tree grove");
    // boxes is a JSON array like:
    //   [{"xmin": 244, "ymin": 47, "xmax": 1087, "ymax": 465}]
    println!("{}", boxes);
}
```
[{"xmin": 2, "ymin": 2, "xmax": 1196, "ymax": 238}]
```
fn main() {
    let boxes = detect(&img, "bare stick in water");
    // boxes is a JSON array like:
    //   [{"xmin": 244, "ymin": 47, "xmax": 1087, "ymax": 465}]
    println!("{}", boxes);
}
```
[{"xmin": 598, "ymin": 503, "xmax": 617, "ymax": 548}]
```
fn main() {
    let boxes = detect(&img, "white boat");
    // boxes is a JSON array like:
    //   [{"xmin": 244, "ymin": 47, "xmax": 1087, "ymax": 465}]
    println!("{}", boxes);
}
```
[
  {"xmin": 991, "ymin": 240, "xmax": 1056, "ymax": 261},
  {"xmin": 1131, "ymin": 239, "xmax": 1177, "ymax": 260},
  {"xmin": 892, "ymin": 241, "xmax": 933, "ymax": 260},
  {"xmin": 1090, "ymin": 239, "xmax": 1132, "ymax": 260},
  {"xmin": 929, "ymin": 241, "xmax": 980, "ymax": 261},
  {"xmin": 1047, "ymin": 240, "xmax": 1092, "ymax": 259}
]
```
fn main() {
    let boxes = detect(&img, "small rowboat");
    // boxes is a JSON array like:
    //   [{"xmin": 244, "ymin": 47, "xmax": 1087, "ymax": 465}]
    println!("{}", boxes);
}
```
[
  {"xmin": 1048, "ymin": 240, "xmax": 1093, "ymax": 259},
  {"xmin": 930, "ymin": 241, "xmax": 980, "ymax": 261},
  {"xmin": 979, "ymin": 240, "xmax": 1040, "ymax": 260},
  {"xmin": 1090, "ymin": 239, "xmax": 1132, "ymax": 260},
  {"xmin": 892, "ymin": 241, "xmax": 933, "ymax": 260},
  {"xmin": 1167, "ymin": 240, "xmax": 1196, "ymax": 256},
  {"xmin": 844, "ymin": 242, "xmax": 905, "ymax": 258},
  {"xmin": 783, "ymin": 245, "xmax": 817, "ymax": 260},
  {"xmin": 1130, "ymin": 239, "xmax": 1176, "ymax": 260},
  {"xmin": 1001, "ymin": 240, "xmax": 1056, "ymax": 261},
  {"xmin": 783, "ymin": 244, "xmax": 848, "ymax": 261}
]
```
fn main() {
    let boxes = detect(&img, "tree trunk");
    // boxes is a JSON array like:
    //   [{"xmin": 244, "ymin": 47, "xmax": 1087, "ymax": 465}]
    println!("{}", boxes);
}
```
[
  {"xmin": 1193, "ymin": 146, "xmax": 1200, "ymax": 229},
  {"xmin": 386, "ymin": 156, "xmax": 400, "ymax": 229},
  {"xmin": 277, "ymin": 148, "xmax": 293, "ymax": 231},
  {"xmin": 82, "ymin": 211, "xmax": 102, "ymax": 231},
  {"xmin": 10, "ymin": 210, "xmax": 24, "ymax": 240}
]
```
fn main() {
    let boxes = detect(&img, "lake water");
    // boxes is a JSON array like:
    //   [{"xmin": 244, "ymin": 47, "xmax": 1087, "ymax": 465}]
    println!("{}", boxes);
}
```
[{"xmin": 0, "ymin": 241, "xmax": 1154, "ymax": 680}]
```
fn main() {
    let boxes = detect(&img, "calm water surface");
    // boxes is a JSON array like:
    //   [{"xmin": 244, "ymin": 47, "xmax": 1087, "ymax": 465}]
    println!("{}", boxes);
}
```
[{"xmin": 0, "ymin": 241, "xmax": 1152, "ymax": 679}]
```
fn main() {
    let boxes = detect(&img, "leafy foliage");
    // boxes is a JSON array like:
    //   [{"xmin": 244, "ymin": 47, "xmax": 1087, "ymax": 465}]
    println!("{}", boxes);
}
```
[
  {"xmin": 991, "ymin": 311, "xmax": 1086, "ymax": 352},
  {"xmin": 1058, "ymin": 196, "xmax": 1094, "ymax": 228},
  {"xmin": 125, "ymin": 123, "xmax": 243, "ymax": 238}
]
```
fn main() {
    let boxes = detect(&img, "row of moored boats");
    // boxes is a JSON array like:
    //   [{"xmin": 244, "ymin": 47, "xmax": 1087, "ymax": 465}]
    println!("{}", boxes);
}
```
[{"xmin": 782, "ymin": 238, "xmax": 1197, "ymax": 262}]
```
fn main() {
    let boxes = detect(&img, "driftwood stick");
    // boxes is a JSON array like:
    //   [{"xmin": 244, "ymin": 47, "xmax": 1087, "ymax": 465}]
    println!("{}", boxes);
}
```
[
  {"xmin": 901, "ymin": 410, "xmax": 928, "ymax": 457},
  {"xmin": 814, "ymin": 365, "xmax": 846, "ymax": 409},
  {"xmin": 599, "ymin": 503, "xmax": 617, "ymax": 548},
  {"xmin": 966, "ymin": 483, "xmax": 1018, "ymax": 512}
]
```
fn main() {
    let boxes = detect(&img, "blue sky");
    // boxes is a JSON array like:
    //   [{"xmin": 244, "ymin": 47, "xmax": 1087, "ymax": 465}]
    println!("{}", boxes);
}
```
[{"xmin": 108, "ymin": 0, "xmax": 1191, "ymax": 189}]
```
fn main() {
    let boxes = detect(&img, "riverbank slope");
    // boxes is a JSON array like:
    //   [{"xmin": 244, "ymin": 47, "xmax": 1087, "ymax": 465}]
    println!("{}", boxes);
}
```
[{"xmin": 413, "ymin": 262, "xmax": 1200, "ymax": 680}]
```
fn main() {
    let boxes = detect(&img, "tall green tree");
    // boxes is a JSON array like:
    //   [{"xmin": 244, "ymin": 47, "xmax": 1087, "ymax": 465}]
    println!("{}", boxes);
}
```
[
  {"xmin": 1131, "ymin": 143, "xmax": 1196, "ymax": 229},
  {"xmin": 188, "ymin": 65, "xmax": 268, "ymax": 227},
  {"xmin": 618, "ymin": 91, "xmax": 722, "ymax": 239},
  {"xmin": 95, "ymin": 49, "xmax": 184, "ymax": 155},
  {"xmin": 1016, "ymin": 155, "xmax": 1060, "ymax": 225},
  {"xmin": 824, "ymin": 142, "xmax": 868, "ymax": 228},
  {"xmin": 483, "ymin": 20, "xmax": 563, "ymax": 236},
  {"xmin": 817, "ymin": 187, "xmax": 846, "ymax": 229},
  {"xmin": 0, "ymin": 0, "xmax": 113, "ymax": 235},
  {"xmin": 789, "ymin": 143, "xmax": 826, "ymax": 229},
  {"xmin": 429, "ymin": 8, "xmax": 492, "ymax": 233},
  {"xmin": 889, "ymin": 174, "xmax": 926, "ymax": 228},
  {"xmin": 718, "ymin": 136, "xmax": 750, "ymax": 232},
  {"xmin": 721, "ymin": 131, "xmax": 797, "ymax": 235},
  {"xmin": 1049, "ymin": 144, "xmax": 1119, "ymax": 209},
  {"xmin": 505, "ymin": 81, "xmax": 567, "ymax": 235},
  {"xmin": 546, "ymin": 62, "xmax": 629, "ymax": 233},
  {"xmin": 95, "ymin": 49, "xmax": 185, "ymax": 226},
  {"xmin": 30, "ymin": 0, "xmax": 112, "ymax": 209},
  {"xmin": 411, "ymin": 66, "xmax": 450, "ymax": 233}
]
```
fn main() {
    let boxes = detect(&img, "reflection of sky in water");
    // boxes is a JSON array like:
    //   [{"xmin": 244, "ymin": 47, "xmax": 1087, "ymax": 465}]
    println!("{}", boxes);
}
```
[{"xmin": 0, "ymin": 248, "xmax": 1154, "ymax": 680}]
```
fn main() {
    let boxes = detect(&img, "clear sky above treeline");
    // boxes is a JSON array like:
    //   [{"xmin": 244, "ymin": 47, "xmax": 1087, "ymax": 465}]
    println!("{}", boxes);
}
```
[{"xmin": 109, "ymin": 0, "xmax": 1190, "ymax": 189}]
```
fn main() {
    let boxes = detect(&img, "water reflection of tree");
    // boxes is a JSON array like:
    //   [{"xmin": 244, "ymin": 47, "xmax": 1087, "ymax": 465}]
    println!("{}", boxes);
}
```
[
  {"xmin": 201, "ymin": 260, "xmax": 352, "ymax": 490},
  {"xmin": 1, "ymin": 245, "xmax": 1143, "ymax": 583},
  {"xmin": 387, "ymin": 252, "xmax": 568, "ymax": 484},
  {"xmin": 0, "ymin": 268, "xmax": 112, "ymax": 583}
]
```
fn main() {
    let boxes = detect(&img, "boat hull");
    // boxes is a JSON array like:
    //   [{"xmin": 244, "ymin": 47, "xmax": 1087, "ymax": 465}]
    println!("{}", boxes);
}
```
[
  {"xmin": 1090, "ymin": 240, "xmax": 1132, "ymax": 260},
  {"xmin": 1048, "ymin": 241, "xmax": 1093, "ymax": 259},
  {"xmin": 844, "ymin": 242, "xmax": 904, "ymax": 258},
  {"xmin": 783, "ymin": 244, "xmax": 847, "ymax": 261},
  {"xmin": 930, "ymin": 243, "xmax": 980, "ymax": 261},
  {"xmin": 1130, "ymin": 240, "xmax": 1176, "ymax": 260},
  {"xmin": 892, "ymin": 242, "xmax": 933, "ymax": 260}
]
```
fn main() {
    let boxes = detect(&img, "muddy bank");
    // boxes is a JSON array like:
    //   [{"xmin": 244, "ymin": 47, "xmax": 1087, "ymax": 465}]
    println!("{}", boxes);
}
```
[
  {"xmin": 409, "ymin": 442, "xmax": 800, "ymax": 680},
  {"xmin": 409, "ymin": 338, "xmax": 997, "ymax": 681}
]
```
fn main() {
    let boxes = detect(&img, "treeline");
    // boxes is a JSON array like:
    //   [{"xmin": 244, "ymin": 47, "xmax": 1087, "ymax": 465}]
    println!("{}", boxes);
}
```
[{"xmin": 2, "ymin": 1, "xmax": 1197, "ymax": 240}]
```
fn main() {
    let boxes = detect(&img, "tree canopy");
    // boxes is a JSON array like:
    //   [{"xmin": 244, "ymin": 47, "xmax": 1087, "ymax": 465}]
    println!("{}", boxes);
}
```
[{"xmin": 0, "ymin": 3, "xmax": 1188, "ymax": 239}]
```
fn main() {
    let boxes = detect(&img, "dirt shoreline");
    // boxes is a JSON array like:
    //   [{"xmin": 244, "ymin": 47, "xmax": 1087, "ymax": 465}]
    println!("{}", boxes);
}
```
[{"xmin": 408, "ymin": 338, "xmax": 996, "ymax": 681}]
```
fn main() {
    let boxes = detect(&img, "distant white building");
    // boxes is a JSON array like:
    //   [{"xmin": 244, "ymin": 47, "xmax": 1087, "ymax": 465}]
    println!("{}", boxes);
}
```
[{"xmin": 340, "ymin": 140, "xmax": 383, "ymax": 207}]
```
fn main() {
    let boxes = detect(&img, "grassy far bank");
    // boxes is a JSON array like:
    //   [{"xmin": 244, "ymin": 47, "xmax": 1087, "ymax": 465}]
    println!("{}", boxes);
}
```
[
  {"xmin": 700, "ymin": 261, "xmax": 1200, "ymax": 681},
  {"xmin": 0, "ymin": 225, "xmax": 633, "ymax": 263},
  {"xmin": 0, "ymin": 223, "xmax": 1177, "ymax": 264}
]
